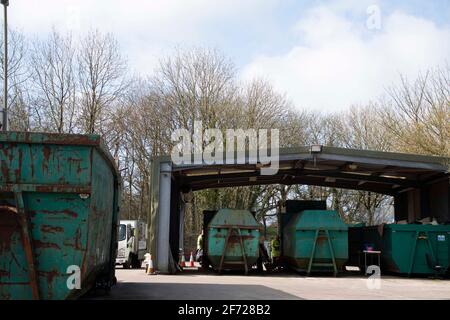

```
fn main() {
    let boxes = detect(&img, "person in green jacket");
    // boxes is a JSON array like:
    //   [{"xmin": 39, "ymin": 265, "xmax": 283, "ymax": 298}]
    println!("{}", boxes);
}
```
[
  {"xmin": 270, "ymin": 236, "xmax": 281, "ymax": 271},
  {"xmin": 271, "ymin": 235, "xmax": 281, "ymax": 268}
]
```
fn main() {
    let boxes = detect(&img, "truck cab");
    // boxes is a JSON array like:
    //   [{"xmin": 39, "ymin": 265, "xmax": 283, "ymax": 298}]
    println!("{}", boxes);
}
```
[{"xmin": 116, "ymin": 220, "xmax": 147, "ymax": 269}]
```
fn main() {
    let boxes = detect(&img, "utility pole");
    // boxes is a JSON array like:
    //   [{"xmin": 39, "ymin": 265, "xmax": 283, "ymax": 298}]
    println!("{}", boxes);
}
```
[{"xmin": 1, "ymin": 0, "xmax": 8, "ymax": 131}]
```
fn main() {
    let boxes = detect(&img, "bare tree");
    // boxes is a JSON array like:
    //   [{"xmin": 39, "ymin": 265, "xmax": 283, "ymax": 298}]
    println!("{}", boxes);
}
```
[
  {"xmin": 7, "ymin": 84, "xmax": 32, "ymax": 131},
  {"xmin": 379, "ymin": 66, "xmax": 450, "ymax": 158},
  {"xmin": 241, "ymin": 78, "xmax": 289, "ymax": 128},
  {"xmin": 0, "ymin": 29, "xmax": 27, "ymax": 86},
  {"xmin": 29, "ymin": 30, "xmax": 77, "ymax": 133},
  {"xmin": 153, "ymin": 47, "xmax": 236, "ymax": 131},
  {"xmin": 340, "ymin": 104, "xmax": 393, "ymax": 151},
  {"xmin": 0, "ymin": 29, "xmax": 28, "ymax": 130},
  {"xmin": 77, "ymin": 29, "xmax": 128, "ymax": 134}
]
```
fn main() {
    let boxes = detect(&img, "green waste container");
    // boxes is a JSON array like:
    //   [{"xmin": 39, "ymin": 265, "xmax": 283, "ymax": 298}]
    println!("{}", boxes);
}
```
[
  {"xmin": 279, "ymin": 200, "xmax": 327, "ymax": 255},
  {"xmin": 206, "ymin": 209, "xmax": 261, "ymax": 274},
  {"xmin": 363, "ymin": 224, "xmax": 450, "ymax": 276},
  {"xmin": 283, "ymin": 210, "xmax": 348, "ymax": 275},
  {"xmin": 0, "ymin": 132, "xmax": 120, "ymax": 299}
]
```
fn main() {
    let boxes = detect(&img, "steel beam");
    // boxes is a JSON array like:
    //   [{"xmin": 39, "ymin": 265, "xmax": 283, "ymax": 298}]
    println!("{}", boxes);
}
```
[{"xmin": 156, "ymin": 162, "xmax": 172, "ymax": 273}]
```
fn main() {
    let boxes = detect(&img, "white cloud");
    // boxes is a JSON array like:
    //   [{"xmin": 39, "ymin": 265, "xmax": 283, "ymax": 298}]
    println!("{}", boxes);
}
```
[
  {"xmin": 7, "ymin": 1, "xmax": 450, "ymax": 107},
  {"xmin": 10, "ymin": 0, "xmax": 279, "ymax": 75},
  {"xmin": 241, "ymin": 6, "xmax": 450, "ymax": 112}
]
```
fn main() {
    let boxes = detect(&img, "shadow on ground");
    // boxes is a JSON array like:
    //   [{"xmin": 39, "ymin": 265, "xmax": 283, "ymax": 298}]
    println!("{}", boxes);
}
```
[{"xmin": 84, "ymin": 282, "xmax": 301, "ymax": 300}]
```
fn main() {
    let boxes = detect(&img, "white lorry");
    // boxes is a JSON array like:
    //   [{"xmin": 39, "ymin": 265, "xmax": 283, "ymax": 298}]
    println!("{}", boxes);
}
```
[{"xmin": 116, "ymin": 220, "xmax": 147, "ymax": 269}]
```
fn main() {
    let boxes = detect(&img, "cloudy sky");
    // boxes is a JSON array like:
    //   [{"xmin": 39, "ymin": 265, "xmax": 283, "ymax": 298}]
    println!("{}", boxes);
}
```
[{"xmin": 8, "ymin": 0, "xmax": 450, "ymax": 112}]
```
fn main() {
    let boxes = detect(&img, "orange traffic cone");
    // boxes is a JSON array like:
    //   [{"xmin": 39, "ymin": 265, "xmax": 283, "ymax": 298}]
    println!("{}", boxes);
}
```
[
  {"xmin": 189, "ymin": 252, "xmax": 195, "ymax": 267},
  {"xmin": 180, "ymin": 252, "xmax": 186, "ymax": 268}
]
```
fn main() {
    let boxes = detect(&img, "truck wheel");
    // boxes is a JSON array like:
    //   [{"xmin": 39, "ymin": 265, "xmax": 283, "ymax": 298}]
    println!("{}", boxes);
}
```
[{"xmin": 123, "ymin": 256, "xmax": 131, "ymax": 269}]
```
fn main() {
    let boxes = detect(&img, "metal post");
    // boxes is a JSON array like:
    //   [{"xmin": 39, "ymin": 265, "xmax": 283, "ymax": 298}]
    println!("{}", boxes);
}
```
[
  {"xmin": 157, "ymin": 162, "xmax": 172, "ymax": 273},
  {"xmin": 1, "ymin": 0, "xmax": 7, "ymax": 131},
  {"xmin": 179, "ymin": 200, "xmax": 185, "ymax": 252}
]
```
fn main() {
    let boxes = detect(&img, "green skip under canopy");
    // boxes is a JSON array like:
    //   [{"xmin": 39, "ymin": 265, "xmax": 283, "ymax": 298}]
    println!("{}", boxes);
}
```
[
  {"xmin": 356, "ymin": 224, "xmax": 450, "ymax": 276},
  {"xmin": 283, "ymin": 210, "xmax": 349, "ymax": 276},
  {"xmin": 206, "ymin": 209, "xmax": 261, "ymax": 274}
]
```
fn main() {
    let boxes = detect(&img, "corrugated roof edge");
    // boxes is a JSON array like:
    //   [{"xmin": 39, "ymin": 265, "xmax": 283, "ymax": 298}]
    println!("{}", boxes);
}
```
[
  {"xmin": 150, "ymin": 146, "xmax": 449, "ymax": 171},
  {"xmin": 320, "ymin": 146, "xmax": 449, "ymax": 167}
]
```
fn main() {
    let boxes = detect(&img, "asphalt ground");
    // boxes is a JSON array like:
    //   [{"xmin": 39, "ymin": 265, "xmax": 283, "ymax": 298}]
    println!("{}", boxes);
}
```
[{"xmin": 85, "ymin": 266, "xmax": 450, "ymax": 300}]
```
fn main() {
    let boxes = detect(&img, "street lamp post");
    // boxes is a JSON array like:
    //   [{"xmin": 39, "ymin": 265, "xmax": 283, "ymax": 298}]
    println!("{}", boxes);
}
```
[{"xmin": 1, "ymin": 0, "xmax": 8, "ymax": 131}]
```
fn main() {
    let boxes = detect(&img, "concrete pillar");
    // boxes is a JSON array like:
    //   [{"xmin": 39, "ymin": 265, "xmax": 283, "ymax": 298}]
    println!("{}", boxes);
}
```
[{"xmin": 157, "ymin": 162, "xmax": 172, "ymax": 273}]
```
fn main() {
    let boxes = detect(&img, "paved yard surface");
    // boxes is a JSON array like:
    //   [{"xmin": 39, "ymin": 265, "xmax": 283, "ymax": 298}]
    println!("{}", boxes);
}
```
[{"xmin": 86, "ymin": 268, "xmax": 450, "ymax": 300}]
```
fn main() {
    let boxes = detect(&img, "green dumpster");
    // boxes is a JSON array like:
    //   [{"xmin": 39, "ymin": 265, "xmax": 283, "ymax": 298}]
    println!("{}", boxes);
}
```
[
  {"xmin": 283, "ymin": 210, "xmax": 348, "ymax": 276},
  {"xmin": 363, "ymin": 224, "xmax": 450, "ymax": 276},
  {"xmin": 206, "ymin": 209, "xmax": 261, "ymax": 274},
  {"xmin": 0, "ymin": 132, "xmax": 120, "ymax": 300}
]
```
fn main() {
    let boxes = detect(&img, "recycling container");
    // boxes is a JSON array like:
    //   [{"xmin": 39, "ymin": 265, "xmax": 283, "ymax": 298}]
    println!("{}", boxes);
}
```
[
  {"xmin": 361, "ymin": 224, "xmax": 450, "ymax": 275},
  {"xmin": 206, "ymin": 209, "xmax": 261, "ymax": 274},
  {"xmin": 0, "ymin": 132, "xmax": 120, "ymax": 299},
  {"xmin": 283, "ymin": 210, "xmax": 348, "ymax": 275}
]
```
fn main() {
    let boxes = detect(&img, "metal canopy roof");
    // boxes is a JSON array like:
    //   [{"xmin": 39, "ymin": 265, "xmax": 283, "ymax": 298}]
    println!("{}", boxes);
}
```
[{"xmin": 161, "ymin": 146, "xmax": 449, "ymax": 196}]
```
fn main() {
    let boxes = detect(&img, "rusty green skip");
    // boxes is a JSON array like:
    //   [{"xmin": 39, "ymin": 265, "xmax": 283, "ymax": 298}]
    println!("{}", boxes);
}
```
[
  {"xmin": 206, "ymin": 209, "xmax": 261, "ymax": 274},
  {"xmin": 0, "ymin": 132, "xmax": 120, "ymax": 300}
]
